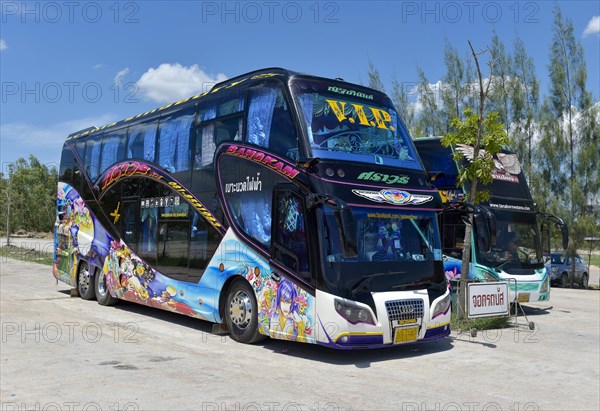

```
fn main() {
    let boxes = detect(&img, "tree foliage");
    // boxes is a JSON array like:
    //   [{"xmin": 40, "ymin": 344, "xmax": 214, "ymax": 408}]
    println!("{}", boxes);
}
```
[
  {"xmin": 442, "ymin": 110, "xmax": 509, "ymax": 204},
  {"xmin": 0, "ymin": 155, "xmax": 58, "ymax": 233}
]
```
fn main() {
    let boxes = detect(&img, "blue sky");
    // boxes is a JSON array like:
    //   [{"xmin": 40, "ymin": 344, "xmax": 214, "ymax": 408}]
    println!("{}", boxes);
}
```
[{"xmin": 1, "ymin": 0, "xmax": 599, "ymax": 169}]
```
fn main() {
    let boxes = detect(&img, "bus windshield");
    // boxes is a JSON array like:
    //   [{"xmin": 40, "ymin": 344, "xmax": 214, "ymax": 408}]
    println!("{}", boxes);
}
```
[
  {"xmin": 321, "ymin": 207, "xmax": 443, "ymax": 293},
  {"xmin": 478, "ymin": 211, "xmax": 544, "ymax": 271},
  {"xmin": 291, "ymin": 78, "xmax": 422, "ymax": 170}
]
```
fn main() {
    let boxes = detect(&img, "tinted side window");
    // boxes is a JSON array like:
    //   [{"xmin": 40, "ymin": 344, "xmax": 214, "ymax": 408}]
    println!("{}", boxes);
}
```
[
  {"xmin": 194, "ymin": 95, "xmax": 244, "ymax": 170},
  {"xmin": 246, "ymin": 84, "xmax": 297, "ymax": 160},
  {"xmin": 127, "ymin": 121, "xmax": 157, "ymax": 162},
  {"xmin": 100, "ymin": 129, "xmax": 127, "ymax": 174},
  {"xmin": 273, "ymin": 191, "xmax": 310, "ymax": 276},
  {"xmin": 158, "ymin": 108, "xmax": 195, "ymax": 172},
  {"xmin": 59, "ymin": 146, "xmax": 74, "ymax": 183},
  {"xmin": 84, "ymin": 138, "xmax": 101, "ymax": 182}
]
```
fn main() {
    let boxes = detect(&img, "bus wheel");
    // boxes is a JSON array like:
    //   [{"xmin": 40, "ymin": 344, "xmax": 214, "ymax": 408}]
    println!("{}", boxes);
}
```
[
  {"xmin": 225, "ymin": 279, "xmax": 264, "ymax": 344},
  {"xmin": 95, "ymin": 269, "xmax": 118, "ymax": 306},
  {"xmin": 77, "ymin": 262, "xmax": 96, "ymax": 300}
]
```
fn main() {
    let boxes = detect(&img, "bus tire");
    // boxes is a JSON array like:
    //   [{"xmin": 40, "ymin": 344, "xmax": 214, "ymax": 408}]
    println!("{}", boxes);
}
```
[
  {"xmin": 224, "ymin": 279, "xmax": 264, "ymax": 344},
  {"xmin": 95, "ymin": 268, "xmax": 118, "ymax": 306},
  {"xmin": 77, "ymin": 261, "xmax": 96, "ymax": 300}
]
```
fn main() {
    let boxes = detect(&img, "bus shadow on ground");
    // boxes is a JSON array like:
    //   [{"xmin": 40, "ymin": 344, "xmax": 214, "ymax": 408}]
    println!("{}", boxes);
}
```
[
  {"xmin": 258, "ymin": 338, "xmax": 454, "ymax": 367},
  {"xmin": 517, "ymin": 304, "xmax": 552, "ymax": 317},
  {"xmin": 73, "ymin": 293, "xmax": 455, "ymax": 367},
  {"xmin": 104, "ymin": 298, "xmax": 218, "ymax": 334}
]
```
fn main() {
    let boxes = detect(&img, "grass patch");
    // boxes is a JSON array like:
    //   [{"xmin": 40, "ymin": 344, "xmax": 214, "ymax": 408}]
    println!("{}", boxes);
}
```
[
  {"xmin": 0, "ymin": 244, "xmax": 54, "ymax": 266},
  {"xmin": 583, "ymin": 254, "xmax": 600, "ymax": 267},
  {"xmin": 451, "ymin": 313, "xmax": 511, "ymax": 332}
]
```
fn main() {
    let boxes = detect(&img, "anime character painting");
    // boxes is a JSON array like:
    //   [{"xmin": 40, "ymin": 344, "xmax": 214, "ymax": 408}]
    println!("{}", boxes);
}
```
[{"xmin": 263, "ymin": 278, "xmax": 312, "ymax": 343}]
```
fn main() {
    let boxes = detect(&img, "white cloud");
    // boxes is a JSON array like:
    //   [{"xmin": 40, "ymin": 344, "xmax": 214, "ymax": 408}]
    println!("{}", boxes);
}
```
[
  {"xmin": 114, "ymin": 67, "xmax": 130, "ymax": 84},
  {"xmin": 136, "ymin": 63, "xmax": 227, "ymax": 103},
  {"xmin": 0, "ymin": 39, "xmax": 7, "ymax": 51},
  {"xmin": 583, "ymin": 16, "xmax": 600, "ymax": 37},
  {"xmin": 92, "ymin": 63, "xmax": 105, "ymax": 69}
]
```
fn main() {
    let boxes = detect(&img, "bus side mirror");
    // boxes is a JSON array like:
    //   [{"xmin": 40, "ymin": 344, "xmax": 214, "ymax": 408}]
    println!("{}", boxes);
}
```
[
  {"xmin": 483, "ymin": 208, "xmax": 496, "ymax": 246},
  {"xmin": 561, "ymin": 223, "xmax": 569, "ymax": 250},
  {"xmin": 473, "ymin": 212, "xmax": 491, "ymax": 253},
  {"xmin": 334, "ymin": 207, "xmax": 357, "ymax": 259}
]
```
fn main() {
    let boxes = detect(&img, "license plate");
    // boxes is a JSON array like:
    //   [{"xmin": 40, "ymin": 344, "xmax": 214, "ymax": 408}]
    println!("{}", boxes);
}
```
[
  {"xmin": 394, "ymin": 327, "xmax": 418, "ymax": 343},
  {"xmin": 518, "ymin": 293, "xmax": 530, "ymax": 303}
]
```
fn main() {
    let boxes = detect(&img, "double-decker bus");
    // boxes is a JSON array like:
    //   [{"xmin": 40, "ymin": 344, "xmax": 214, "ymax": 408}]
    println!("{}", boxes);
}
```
[
  {"xmin": 53, "ymin": 68, "xmax": 451, "ymax": 348},
  {"xmin": 413, "ymin": 137, "xmax": 567, "ymax": 303}
]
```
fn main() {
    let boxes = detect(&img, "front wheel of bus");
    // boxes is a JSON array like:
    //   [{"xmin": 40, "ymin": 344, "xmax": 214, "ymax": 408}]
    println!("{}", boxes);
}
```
[
  {"xmin": 77, "ymin": 262, "xmax": 96, "ymax": 300},
  {"xmin": 225, "ymin": 279, "xmax": 264, "ymax": 344},
  {"xmin": 95, "ymin": 269, "xmax": 118, "ymax": 306}
]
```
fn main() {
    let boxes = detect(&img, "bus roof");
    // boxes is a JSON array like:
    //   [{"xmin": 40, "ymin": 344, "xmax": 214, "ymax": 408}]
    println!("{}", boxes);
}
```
[{"xmin": 65, "ymin": 67, "xmax": 389, "ymax": 143}]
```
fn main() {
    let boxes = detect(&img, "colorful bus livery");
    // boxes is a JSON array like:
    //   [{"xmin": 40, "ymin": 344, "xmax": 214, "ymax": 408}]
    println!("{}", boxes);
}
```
[
  {"xmin": 414, "ymin": 137, "xmax": 567, "ymax": 303},
  {"xmin": 54, "ymin": 68, "xmax": 451, "ymax": 349}
]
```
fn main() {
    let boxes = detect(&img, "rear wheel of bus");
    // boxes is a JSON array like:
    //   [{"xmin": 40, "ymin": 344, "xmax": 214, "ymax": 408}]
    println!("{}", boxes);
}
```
[
  {"xmin": 77, "ymin": 261, "xmax": 96, "ymax": 300},
  {"xmin": 225, "ymin": 279, "xmax": 264, "ymax": 344},
  {"xmin": 95, "ymin": 269, "xmax": 118, "ymax": 306}
]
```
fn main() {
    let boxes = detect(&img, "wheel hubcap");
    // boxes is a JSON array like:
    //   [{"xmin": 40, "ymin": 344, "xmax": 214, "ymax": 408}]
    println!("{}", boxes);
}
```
[
  {"xmin": 79, "ymin": 266, "xmax": 90, "ymax": 292},
  {"xmin": 229, "ymin": 291, "xmax": 252, "ymax": 330}
]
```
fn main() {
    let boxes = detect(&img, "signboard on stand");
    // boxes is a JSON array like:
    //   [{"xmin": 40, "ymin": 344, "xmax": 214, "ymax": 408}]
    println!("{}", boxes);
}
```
[{"xmin": 468, "ymin": 281, "xmax": 510, "ymax": 318}]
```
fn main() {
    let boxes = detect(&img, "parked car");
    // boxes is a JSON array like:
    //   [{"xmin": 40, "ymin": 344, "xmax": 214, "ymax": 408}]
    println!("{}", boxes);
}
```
[{"xmin": 549, "ymin": 252, "xmax": 589, "ymax": 288}]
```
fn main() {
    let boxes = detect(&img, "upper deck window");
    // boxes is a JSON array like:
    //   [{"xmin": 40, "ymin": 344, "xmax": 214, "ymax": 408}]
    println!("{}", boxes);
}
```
[
  {"xmin": 246, "ymin": 83, "xmax": 297, "ymax": 161},
  {"xmin": 158, "ymin": 108, "xmax": 195, "ymax": 173},
  {"xmin": 127, "ymin": 121, "xmax": 158, "ymax": 162},
  {"xmin": 100, "ymin": 129, "xmax": 127, "ymax": 174},
  {"xmin": 291, "ymin": 78, "xmax": 421, "ymax": 170}
]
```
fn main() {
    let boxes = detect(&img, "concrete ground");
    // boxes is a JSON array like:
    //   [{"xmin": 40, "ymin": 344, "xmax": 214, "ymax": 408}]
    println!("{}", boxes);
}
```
[{"xmin": 1, "ymin": 256, "xmax": 599, "ymax": 411}]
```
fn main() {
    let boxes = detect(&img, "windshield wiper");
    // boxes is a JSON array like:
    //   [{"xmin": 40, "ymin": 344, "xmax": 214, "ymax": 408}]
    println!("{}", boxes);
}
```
[
  {"xmin": 495, "ymin": 257, "xmax": 517, "ymax": 271},
  {"xmin": 348, "ymin": 271, "xmax": 406, "ymax": 299}
]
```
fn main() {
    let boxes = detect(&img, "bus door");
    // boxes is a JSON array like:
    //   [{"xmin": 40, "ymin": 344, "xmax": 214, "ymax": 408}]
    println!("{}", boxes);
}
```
[
  {"xmin": 268, "ymin": 187, "xmax": 315, "ymax": 343},
  {"xmin": 121, "ymin": 198, "xmax": 138, "ymax": 248}
]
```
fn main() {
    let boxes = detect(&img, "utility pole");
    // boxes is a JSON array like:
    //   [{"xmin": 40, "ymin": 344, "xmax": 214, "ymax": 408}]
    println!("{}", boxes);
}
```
[{"xmin": 4, "ymin": 168, "xmax": 10, "ymax": 247}]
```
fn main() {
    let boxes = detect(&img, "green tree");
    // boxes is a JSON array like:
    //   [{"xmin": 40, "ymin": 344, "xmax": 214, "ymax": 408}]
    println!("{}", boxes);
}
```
[
  {"xmin": 441, "ymin": 40, "xmax": 466, "ymax": 131},
  {"xmin": 416, "ymin": 67, "xmax": 443, "ymax": 137},
  {"xmin": 390, "ymin": 72, "xmax": 416, "ymax": 135},
  {"xmin": 1, "ymin": 156, "xmax": 58, "ymax": 234},
  {"xmin": 441, "ymin": 41, "xmax": 509, "ymax": 318},
  {"xmin": 510, "ymin": 36, "xmax": 540, "ymax": 178},
  {"xmin": 488, "ymin": 32, "xmax": 512, "ymax": 135},
  {"xmin": 546, "ymin": 5, "xmax": 596, "ymax": 284},
  {"xmin": 367, "ymin": 59, "xmax": 385, "ymax": 92}
]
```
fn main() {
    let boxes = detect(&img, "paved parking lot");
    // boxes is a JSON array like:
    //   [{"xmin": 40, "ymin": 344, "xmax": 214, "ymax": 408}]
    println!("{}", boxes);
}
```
[{"xmin": 1, "ymin": 257, "xmax": 599, "ymax": 410}]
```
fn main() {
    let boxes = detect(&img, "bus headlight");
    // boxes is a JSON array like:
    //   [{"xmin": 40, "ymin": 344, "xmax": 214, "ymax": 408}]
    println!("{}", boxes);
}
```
[
  {"xmin": 431, "ymin": 293, "xmax": 451, "ymax": 318},
  {"xmin": 334, "ymin": 299, "xmax": 376, "ymax": 325}
]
